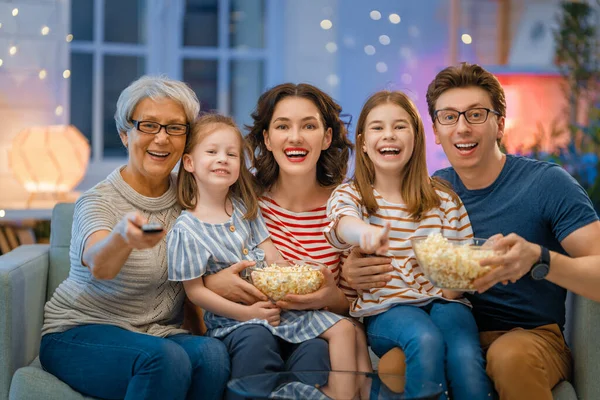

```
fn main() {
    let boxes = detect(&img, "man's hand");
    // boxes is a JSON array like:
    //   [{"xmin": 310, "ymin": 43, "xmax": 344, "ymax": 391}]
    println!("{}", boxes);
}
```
[
  {"xmin": 474, "ymin": 233, "xmax": 541, "ymax": 293},
  {"xmin": 204, "ymin": 260, "xmax": 268, "ymax": 304},
  {"xmin": 341, "ymin": 247, "xmax": 393, "ymax": 291}
]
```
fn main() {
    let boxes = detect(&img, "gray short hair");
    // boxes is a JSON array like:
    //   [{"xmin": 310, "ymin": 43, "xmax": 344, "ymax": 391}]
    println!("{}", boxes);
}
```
[{"xmin": 114, "ymin": 75, "xmax": 200, "ymax": 134}]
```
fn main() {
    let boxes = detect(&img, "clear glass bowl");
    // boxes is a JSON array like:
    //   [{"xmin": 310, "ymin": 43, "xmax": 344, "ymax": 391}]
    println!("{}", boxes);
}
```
[
  {"xmin": 411, "ymin": 235, "xmax": 500, "ymax": 291},
  {"xmin": 246, "ymin": 260, "xmax": 325, "ymax": 301}
]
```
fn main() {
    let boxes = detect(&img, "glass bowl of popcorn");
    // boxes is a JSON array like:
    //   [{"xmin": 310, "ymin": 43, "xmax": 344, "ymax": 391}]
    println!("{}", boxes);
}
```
[
  {"xmin": 246, "ymin": 260, "xmax": 325, "ymax": 301},
  {"xmin": 411, "ymin": 233, "xmax": 501, "ymax": 291}
]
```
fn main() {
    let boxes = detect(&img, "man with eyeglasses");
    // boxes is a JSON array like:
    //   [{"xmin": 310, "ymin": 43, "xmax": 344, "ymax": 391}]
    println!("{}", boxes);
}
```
[
  {"xmin": 427, "ymin": 63, "xmax": 600, "ymax": 399},
  {"xmin": 341, "ymin": 62, "xmax": 600, "ymax": 400}
]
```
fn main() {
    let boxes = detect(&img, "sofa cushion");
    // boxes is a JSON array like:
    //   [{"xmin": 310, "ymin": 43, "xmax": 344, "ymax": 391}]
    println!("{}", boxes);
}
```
[
  {"xmin": 47, "ymin": 203, "xmax": 75, "ymax": 301},
  {"xmin": 9, "ymin": 357, "xmax": 99, "ymax": 400}
]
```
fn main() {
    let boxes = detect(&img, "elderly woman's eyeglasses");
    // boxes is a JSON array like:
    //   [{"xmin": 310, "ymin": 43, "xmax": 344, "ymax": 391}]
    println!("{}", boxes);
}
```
[
  {"xmin": 131, "ymin": 120, "xmax": 189, "ymax": 136},
  {"xmin": 434, "ymin": 108, "xmax": 500, "ymax": 126}
]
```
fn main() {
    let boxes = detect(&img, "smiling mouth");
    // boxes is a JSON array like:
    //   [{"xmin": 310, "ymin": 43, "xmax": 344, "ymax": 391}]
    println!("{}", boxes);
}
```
[
  {"xmin": 285, "ymin": 150, "xmax": 308, "ymax": 158},
  {"xmin": 212, "ymin": 169, "xmax": 230, "ymax": 175},
  {"xmin": 454, "ymin": 143, "xmax": 478, "ymax": 151},
  {"xmin": 147, "ymin": 150, "xmax": 170, "ymax": 158},
  {"xmin": 378, "ymin": 147, "xmax": 400, "ymax": 155}
]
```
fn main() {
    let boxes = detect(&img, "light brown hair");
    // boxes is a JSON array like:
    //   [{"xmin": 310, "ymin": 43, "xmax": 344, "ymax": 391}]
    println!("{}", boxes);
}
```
[
  {"xmin": 426, "ymin": 62, "xmax": 506, "ymax": 132},
  {"xmin": 245, "ymin": 83, "xmax": 354, "ymax": 193},
  {"xmin": 354, "ymin": 91, "xmax": 459, "ymax": 220},
  {"xmin": 177, "ymin": 114, "xmax": 259, "ymax": 219}
]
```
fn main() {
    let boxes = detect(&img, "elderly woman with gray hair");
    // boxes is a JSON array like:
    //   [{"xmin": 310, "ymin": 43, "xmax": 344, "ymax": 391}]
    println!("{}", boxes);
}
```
[{"xmin": 39, "ymin": 76, "xmax": 230, "ymax": 400}]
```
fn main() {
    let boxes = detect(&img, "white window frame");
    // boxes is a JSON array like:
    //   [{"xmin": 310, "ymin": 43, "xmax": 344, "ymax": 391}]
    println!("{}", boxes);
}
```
[{"xmin": 71, "ymin": 0, "xmax": 281, "ymax": 188}]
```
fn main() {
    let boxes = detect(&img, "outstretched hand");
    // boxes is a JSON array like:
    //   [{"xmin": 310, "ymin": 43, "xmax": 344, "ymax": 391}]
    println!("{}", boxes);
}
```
[
  {"xmin": 474, "ymin": 233, "xmax": 541, "ymax": 293},
  {"xmin": 359, "ymin": 222, "xmax": 391, "ymax": 256}
]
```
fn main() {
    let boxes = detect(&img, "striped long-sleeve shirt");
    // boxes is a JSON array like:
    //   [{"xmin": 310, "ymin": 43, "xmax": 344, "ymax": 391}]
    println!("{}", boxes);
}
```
[
  {"xmin": 324, "ymin": 182, "xmax": 473, "ymax": 317},
  {"xmin": 258, "ymin": 196, "xmax": 343, "ymax": 280}
]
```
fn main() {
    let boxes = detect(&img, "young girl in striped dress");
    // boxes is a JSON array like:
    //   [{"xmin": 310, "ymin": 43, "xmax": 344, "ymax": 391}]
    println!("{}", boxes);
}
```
[
  {"xmin": 167, "ymin": 114, "xmax": 366, "ymax": 399},
  {"xmin": 324, "ymin": 91, "xmax": 493, "ymax": 400}
]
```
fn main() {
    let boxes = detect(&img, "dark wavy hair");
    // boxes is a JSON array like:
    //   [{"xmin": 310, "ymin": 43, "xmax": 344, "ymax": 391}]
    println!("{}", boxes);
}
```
[{"xmin": 245, "ymin": 83, "xmax": 354, "ymax": 192}]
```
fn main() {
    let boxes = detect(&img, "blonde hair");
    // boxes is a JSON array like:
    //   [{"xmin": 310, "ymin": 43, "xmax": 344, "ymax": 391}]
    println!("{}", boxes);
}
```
[
  {"xmin": 354, "ymin": 91, "xmax": 459, "ymax": 220},
  {"xmin": 177, "ymin": 114, "xmax": 259, "ymax": 219}
]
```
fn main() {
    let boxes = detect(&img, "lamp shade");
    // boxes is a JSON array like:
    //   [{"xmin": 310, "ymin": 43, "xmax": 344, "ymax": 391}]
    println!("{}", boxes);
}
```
[{"xmin": 8, "ymin": 125, "xmax": 91, "ymax": 193}]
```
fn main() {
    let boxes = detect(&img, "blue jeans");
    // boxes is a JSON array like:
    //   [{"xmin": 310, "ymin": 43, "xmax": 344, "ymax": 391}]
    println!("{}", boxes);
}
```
[
  {"xmin": 365, "ymin": 300, "xmax": 493, "ymax": 400},
  {"xmin": 40, "ymin": 324, "xmax": 230, "ymax": 400},
  {"xmin": 222, "ymin": 324, "xmax": 331, "ymax": 400}
]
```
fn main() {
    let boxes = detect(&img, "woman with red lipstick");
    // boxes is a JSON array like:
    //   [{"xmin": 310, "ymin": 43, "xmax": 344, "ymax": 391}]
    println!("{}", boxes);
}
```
[
  {"xmin": 324, "ymin": 90, "xmax": 493, "ymax": 400},
  {"xmin": 202, "ymin": 83, "xmax": 371, "ymax": 386}
]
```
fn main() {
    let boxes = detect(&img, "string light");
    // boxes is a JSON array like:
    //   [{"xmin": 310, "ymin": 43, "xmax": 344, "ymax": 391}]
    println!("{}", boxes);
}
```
[
  {"xmin": 12, "ymin": 8, "xmax": 18, "ymax": 17},
  {"xmin": 0, "ymin": 23, "xmax": 3, "ymax": 29},
  {"xmin": 39, "ymin": 69, "xmax": 47, "ymax": 79},
  {"xmin": 66, "ymin": 34, "xmax": 73, "ymax": 42},
  {"xmin": 55, "ymin": 106, "xmax": 63, "ymax": 116},
  {"xmin": 370, "ymin": 10, "xmax": 381, "ymax": 21},
  {"xmin": 63, "ymin": 69, "xmax": 71, "ymax": 78},
  {"xmin": 9, "ymin": 46, "xmax": 17, "ymax": 55},
  {"xmin": 376, "ymin": 62, "xmax": 388, "ymax": 73},
  {"xmin": 327, "ymin": 74, "xmax": 339, "ymax": 87},
  {"xmin": 379, "ymin": 35, "xmax": 390, "ymax": 45},
  {"xmin": 462, "ymin": 34, "xmax": 473, "ymax": 44},
  {"xmin": 0, "ymin": 210, "xmax": 5, "ymax": 218},
  {"xmin": 389, "ymin": 14, "xmax": 401, "ymax": 24},
  {"xmin": 0, "ymin": 59, "xmax": 3, "ymax": 67},
  {"xmin": 41, "ymin": 26, "xmax": 50, "ymax": 35},
  {"xmin": 320, "ymin": 19, "xmax": 332, "ymax": 30},
  {"xmin": 401, "ymin": 73, "xmax": 413, "ymax": 84},
  {"xmin": 325, "ymin": 42, "xmax": 337, "ymax": 53},
  {"xmin": 364, "ymin": 45, "xmax": 376, "ymax": 55}
]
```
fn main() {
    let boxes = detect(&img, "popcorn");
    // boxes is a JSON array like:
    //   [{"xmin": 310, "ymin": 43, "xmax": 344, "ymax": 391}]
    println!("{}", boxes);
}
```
[
  {"xmin": 412, "ymin": 233, "xmax": 498, "ymax": 290},
  {"xmin": 250, "ymin": 263, "xmax": 325, "ymax": 301}
]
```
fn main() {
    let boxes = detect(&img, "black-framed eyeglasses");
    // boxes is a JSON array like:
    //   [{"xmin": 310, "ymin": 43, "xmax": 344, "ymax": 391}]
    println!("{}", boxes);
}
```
[
  {"xmin": 434, "ymin": 108, "xmax": 501, "ymax": 126},
  {"xmin": 131, "ymin": 120, "xmax": 189, "ymax": 136}
]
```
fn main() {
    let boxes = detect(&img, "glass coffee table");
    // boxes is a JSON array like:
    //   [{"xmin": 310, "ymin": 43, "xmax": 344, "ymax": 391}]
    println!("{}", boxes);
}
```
[{"xmin": 227, "ymin": 371, "xmax": 442, "ymax": 399}]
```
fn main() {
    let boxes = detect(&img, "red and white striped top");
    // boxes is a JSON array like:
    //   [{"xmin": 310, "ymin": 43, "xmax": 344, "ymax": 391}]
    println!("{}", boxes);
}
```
[{"xmin": 259, "ymin": 196, "xmax": 343, "ymax": 282}]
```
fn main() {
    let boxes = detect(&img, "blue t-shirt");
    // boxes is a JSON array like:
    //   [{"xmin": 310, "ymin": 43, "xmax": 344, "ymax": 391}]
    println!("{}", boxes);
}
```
[{"xmin": 434, "ymin": 155, "xmax": 598, "ymax": 332}]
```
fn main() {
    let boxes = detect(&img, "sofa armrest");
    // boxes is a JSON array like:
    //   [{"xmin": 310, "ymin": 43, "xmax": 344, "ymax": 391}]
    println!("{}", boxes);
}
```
[
  {"xmin": 0, "ymin": 244, "xmax": 50, "ymax": 400},
  {"xmin": 566, "ymin": 293, "xmax": 600, "ymax": 400}
]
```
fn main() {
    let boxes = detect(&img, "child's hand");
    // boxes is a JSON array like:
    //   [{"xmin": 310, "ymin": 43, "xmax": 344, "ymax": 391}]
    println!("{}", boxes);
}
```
[
  {"xmin": 246, "ymin": 301, "xmax": 281, "ymax": 327},
  {"xmin": 359, "ymin": 222, "xmax": 391, "ymax": 256}
]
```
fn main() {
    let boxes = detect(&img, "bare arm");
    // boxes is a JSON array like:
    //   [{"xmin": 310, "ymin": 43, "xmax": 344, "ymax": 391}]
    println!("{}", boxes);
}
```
[
  {"xmin": 546, "ymin": 221, "xmax": 600, "ymax": 301},
  {"xmin": 257, "ymin": 237, "xmax": 282, "ymax": 263},
  {"xmin": 203, "ymin": 260, "xmax": 268, "ymax": 304},
  {"xmin": 83, "ymin": 212, "xmax": 164, "ymax": 280},
  {"xmin": 475, "ymin": 221, "xmax": 600, "ymax": 301},
  {"xmin": 337, "ymin": 216, "xmax": 391, "ymax": 255}
]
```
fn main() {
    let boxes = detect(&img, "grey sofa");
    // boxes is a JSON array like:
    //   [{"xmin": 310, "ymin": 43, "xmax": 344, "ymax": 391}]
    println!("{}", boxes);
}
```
[{"xmin": 1, "ymin": 203, "xmax": 599, "ymax": 399}]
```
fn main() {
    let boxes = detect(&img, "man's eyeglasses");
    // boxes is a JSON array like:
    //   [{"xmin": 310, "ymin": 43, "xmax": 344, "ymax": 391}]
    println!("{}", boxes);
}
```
[
  {"xmin": 131, "ymin": 120, "xmax": 189, "ymax": 136},
  {"xmin": 434, "ymin": 108, "xmax": 501, "ymax": 126}
]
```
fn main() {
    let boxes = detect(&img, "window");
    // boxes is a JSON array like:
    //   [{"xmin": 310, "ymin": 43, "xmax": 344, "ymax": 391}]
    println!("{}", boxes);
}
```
[{"xmin": 70, "ymin": 0, "xmax": 277, "ymax": 182}]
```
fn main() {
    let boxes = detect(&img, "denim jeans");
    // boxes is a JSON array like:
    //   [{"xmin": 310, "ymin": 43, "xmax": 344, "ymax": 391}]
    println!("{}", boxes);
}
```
[
  {"xmin": 365, "ymin": 300, "xmax": 493, "ymax": 400},
  {"xmin": 40, "ymin": 324, "xmax": 230, "ymax": 400},
  {"xmin": 221, "ymin": 324, "xmax": 331, "ymax": 400}
]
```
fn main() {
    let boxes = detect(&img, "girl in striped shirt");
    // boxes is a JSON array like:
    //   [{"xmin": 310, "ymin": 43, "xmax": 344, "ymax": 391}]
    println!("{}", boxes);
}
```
[
  {"xmin": 167, "ymin": 113, "xmax": 363, "ymax": 399},
  {"xmin": 325, "ymin": 91, "xmax": 493, "ymax": 400}
]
